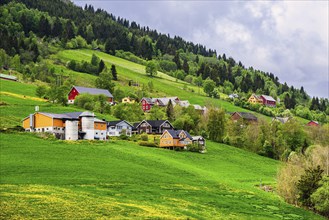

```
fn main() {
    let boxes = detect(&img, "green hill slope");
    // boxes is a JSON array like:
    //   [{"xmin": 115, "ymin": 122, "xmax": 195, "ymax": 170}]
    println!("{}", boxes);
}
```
[
  {"xmin": 0, "ymin": 132, "xmax": 323, "ymax": 219},
  {"xmin": 54, "ymin": 49, "xmax": 270, "ymax": 118}
]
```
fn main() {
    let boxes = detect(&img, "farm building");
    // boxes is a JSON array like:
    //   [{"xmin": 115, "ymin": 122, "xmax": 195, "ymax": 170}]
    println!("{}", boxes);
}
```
[
  {"xmin": 231, "ymin": 112, "xmax": 258, "ymax": 123},
  {"xmin": 248, "ymin": 94, "xmax": 276, "ymax": 107},
  {"xmin": 306, "ymin": 120, "xmax": 319, "ymax": 127},
  {"xmin": 107, "ymin": 120, "xmax": 133, "ymax": 137},
  {"xmin": 192, "ymin": 136, "xmax": 206, "ymax": 149},
  {"xmin": 260, "ymin": 95, "xmax": 276, "ymax": 107},
  {"xmin": 248, "ymin": 94, "xmax": 263, "ymax": 105},
  {"xmin": 0, "ymin": 73, "xmax": 17, "ymax": 81},
  {"xmin": 134, "ymin": 120, "xmax": 174, "ymax": 134},
  {"xmin": 68, "ymin": 86, "xmax": 113, "ymax": 104},
  {"xmin": 159, "ymin": 129, "xmax": 192, "ymax": 148},
  {"xmin": 22, "ymin": 111, "xmax": 107, "ymax": 140},
  {"xmin": 140, "ymin": 97, "xmax": 180, "ymax": 112}
]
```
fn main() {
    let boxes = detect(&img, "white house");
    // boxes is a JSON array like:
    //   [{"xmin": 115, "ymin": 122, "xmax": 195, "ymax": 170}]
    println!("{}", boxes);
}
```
[{"xmin": 107, "ymin": 120, "xmax": 133, "ymax": 137}]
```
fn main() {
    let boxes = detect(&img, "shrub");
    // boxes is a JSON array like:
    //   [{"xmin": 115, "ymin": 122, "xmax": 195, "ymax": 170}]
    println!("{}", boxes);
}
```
[
  {"xmin": 119, "ymin": 133, "xmax": 129, "ymax": 140},
  {"xmin": 138, "ymin": 141, "xmax": 157, "ymax": 147},
  {"xmin": 140, "ymin": 134, "xmax": 148, "ymax": 141}
]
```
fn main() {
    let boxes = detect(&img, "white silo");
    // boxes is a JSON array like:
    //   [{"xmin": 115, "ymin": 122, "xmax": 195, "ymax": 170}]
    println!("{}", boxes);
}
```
[
  {"xmin": 80, "ymin": 111, "xmax": 95, "ymax": 140},
  {"xmin": 65, "ymin": 120, "xmax": 78, "ymax": 140}
]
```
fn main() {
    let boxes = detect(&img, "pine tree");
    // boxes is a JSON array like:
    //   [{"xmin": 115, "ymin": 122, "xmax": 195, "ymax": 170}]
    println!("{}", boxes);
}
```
[
  {"xmin": 166, "ymin": 100, "xmax": 174, "ymax": 121},
  {"xmin": 39, "ymin": 15, "xmax": 51, "ymax": 37},
  {"xmin": 297, "ymin": 166, "xmax": 323, "ymax": 207},
  {"xmin": 52, "ymin": 17, "xmax": 62, "ymax": 37},
  {"xmin": 111, "ymin": 64, "xmax": 118, "ymax": 80},
  {"xmin": 182, "ymin": 59, "xmax": 189, "ymax": 74},
  {"xmin": 173, "ymin": 52, "xmax": 181, "ymax": 69},
  {"xmin": 98, "ymin": 60, "xmax": 105, "ymax": 74}
]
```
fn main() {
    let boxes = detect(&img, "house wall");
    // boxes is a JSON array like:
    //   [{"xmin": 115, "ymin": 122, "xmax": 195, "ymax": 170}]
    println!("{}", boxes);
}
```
[
  {"xmin": 141, "ymin": 99, "xmax": 151, "ymax": 112},
  {"xmin": 231, "ymin": 113, "xmax": 241, "ymax": 121},
  {"xmin": 94, "ymin": 122, "xmax": 107, "ymax": 130},
  {"xmin": 34, "ymin": 113, "xmax": 53, "ymax": 128},
  {"xmin": 159, "ymin": 131, "xmax": 175, "ymax": 147},
  {"xmin": 248, "ymin": 95, "xmax": 262, "ymax": 104},
  {"xmin": 22, "ymin": 118, "xmax": 30, "ymax": 129},
  {"xmin": 94, "ymin": 129, "xmax": 107, "ymax": 140},
  {"xmin": 107, "ymin": 122, "xmax": 132, "ymax": 136},
  {"xmin": 68, "ymin": 87, "xmax": 79, "ymax": 103}
]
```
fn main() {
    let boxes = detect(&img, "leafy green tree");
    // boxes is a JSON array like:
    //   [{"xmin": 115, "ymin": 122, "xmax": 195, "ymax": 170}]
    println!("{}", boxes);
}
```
[
  {"xmin": 145, "ymin": 61, "xmax": 158, "ymax": 77},
  {"xmin": 36, "ymin": 85, "xmax": 48, "ymax": 98},
  {"xmin": 203, "ymin": 78, "xmax": 216, "ymax": 97},
  {"xmin": 91, "ymin": 53, "xmax": 100, "ymax": 66},
  {"xmin": 148, "ymin": 105, "xmax": 166, "ymax": 120},
  {"xmin": 297, "ymin": 165, "xmax": 324, "ymax": 207},
  {"xmin": 207, "ymin": 108, "xmax": 226, "ymax": 142},
  {"xmin": 85, "ymin": 24, "xmax": 94, "ymax": 43},
  {"xmin": 172, "ymin": 114, "xmax": 194, "ymax": 132},
  {"xmin": 95, "ymin": 72, "xmax": 115, "ymax": 93},
  {"xmin": 113, "ymin": 88, "xmax": 125, "ymax": 102}
]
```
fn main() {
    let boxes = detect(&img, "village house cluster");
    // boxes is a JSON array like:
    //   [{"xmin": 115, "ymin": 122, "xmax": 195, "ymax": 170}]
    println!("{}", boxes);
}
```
[
  {"xmin": 22, "ymin": 112, "xmax": 206, "ymax": 150},
  {"xmin": 22, "ymin": 85, "xmax": 318, "ymax": 147}
]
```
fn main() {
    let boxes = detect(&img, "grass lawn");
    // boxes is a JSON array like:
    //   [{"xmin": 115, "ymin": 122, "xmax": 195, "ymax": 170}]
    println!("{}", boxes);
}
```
[{"xmin": 0, "ymin": 132, "xmax": 324, "ymax": 219}]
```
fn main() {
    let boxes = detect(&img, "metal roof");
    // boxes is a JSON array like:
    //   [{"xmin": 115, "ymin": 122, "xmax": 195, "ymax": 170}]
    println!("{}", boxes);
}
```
[
  {"xmin": 165, "ymin": 129, "xmax": 192, "ymax": 140},
  {"xmin": 261, "ymin": 95, "xmax": 276, "ymax": 102},
  {"xmin": 0, "ymin": 73, "xmax": 17, "ymax": 81},
  {"xmin": 74, "ymin": 86, "xmax": 113, "ymax": 97},
  {"xmin": 107, "ymin": 120, "xmax": 133, "ymax": 127}
]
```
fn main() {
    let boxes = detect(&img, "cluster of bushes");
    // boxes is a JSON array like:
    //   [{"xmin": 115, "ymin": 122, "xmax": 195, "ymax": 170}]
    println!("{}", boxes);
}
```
[
  {"xmin": 115, "ymin": 50, "xmax": 147, "ymax": 66},
  {"xmin": 67, "ymin": 54, "xmax": 105, "ymax": 75},
  {"xmin": 74, "ymin": 94, "xmax": 111, "ymax": 114},
  {"xmin": 277, "ymin": 146, "xmax": 329, "ymax": 217}
]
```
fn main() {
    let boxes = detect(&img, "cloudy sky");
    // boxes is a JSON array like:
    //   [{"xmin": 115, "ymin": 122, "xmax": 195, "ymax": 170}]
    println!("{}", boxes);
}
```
[{"xmin": 73, "ymin": 1, "xmax": 328, "ymax": 98}]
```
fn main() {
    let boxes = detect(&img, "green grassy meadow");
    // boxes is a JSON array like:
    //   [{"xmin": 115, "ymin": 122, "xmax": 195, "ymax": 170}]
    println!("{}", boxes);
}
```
[
  {"xmin": 0, "ymin": 132, "xmax": 324, "ymax": 219},
  {"xmin": 0, "ymin": 50, "xmax": 321, "ymax": 219}
]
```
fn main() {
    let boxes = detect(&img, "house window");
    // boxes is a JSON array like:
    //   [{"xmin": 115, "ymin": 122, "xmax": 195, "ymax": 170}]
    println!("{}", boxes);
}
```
[
  {"xmin": 117, "ymin": 126, "xmax": 122, "ymax": 129},
  {"xmin": 96, "ymin": 132, "xmax": 98, "ymax": 135}
]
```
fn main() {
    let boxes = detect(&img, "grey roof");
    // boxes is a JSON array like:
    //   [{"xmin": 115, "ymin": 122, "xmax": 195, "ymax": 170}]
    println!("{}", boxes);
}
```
[
  {"xmin": 261, "ymin": 95, "xmax": 276, "ymax": 102},
  {"xmin": 178, "ymin": 100, "xmax": 190, "ymax": 107},
  {"xmin": 141, "ymin": 97, "xmax": 155, "ymax": 104},
  {"xmin": 0, "ymin": 73, "xmax": 17, "ymax": 81},
  {"xmin": 74, "ymin": 86, "xmax": 113, "ymax": 98},
  {"xmin": 155, "ymin": 97, "xmax": 179, "ymax": 106},
  {"xmin": 192, "ymin": 136, "xmax": 205, "ymax": 141},
  {"xmin": 232, "ymin": 112, "xmax": 258, "ymax": 121},
  {"xmin": 107, "ymin": 120, "xmax": 133, "ymax": 127},
  {"xmin": 37, "ymin": 112, "xmax": 95, "ymax": 119},
  {"xmin": 273, "ymin": 117, "xmax": 290, "ymax": 124},
  {"xmin": 165, "ymin": 129, "xmax": 192, "ymax": 140},
  {"xmin": 94, "ymin": 118, "xmax": 106, "ymax": 123},
  {"xmin": 136, "ymin": 120, "xmax": 173, "ymax": 129}
]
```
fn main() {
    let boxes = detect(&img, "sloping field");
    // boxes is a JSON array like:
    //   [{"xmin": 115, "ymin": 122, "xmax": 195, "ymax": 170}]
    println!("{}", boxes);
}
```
[
  {"xmin": 0, "ymin": 132, "xmax": 323, "ymax": 219},
  {"xmin": 55, "ymin": 49, "xmax": 265, "ymax": 116}
]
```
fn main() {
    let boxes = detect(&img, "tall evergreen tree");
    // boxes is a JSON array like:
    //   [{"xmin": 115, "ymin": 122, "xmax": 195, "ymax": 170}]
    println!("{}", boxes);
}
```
[
  {"xmin": 39, "ymin": 15, "xmax": 51, "ymax": 37},
  {"xmin": 52, "ymin": 17, "xmax": 62, "ymax": 37},
  {"xmin": 98, "ymin": 60, "xmax": 105, "ymax": 74},
  {"xmin": 166, "ymin": 100, "xmax": 174, "ymax": 121},
  {"xmin": 111, "ymin": 64, "xmax": 118, "ymax": 80},
  {"xmin": 182, "ymin": 59, "xmax": 189, "ymax": 74},
  {"xmin": 173, "ymin": 52, "xmax": 181, "ymax": 69}
]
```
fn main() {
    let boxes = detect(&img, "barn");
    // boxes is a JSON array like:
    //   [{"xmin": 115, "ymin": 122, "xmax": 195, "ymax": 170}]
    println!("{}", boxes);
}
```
[{"xmin": 68, "ymin": 86, "xmax": 113, "ymax": 104}]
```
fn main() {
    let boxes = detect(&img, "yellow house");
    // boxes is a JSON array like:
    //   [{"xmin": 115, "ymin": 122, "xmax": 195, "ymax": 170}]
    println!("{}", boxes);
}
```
[
  {"xmin": 122, "ymin": 97, "xmax": 135, "ymax": 104},
  {"xmin": 248, "ymin": 94, "xmax": 263, "ymax": 104},
  {"xmin": 159, "ymin": 129, "xmax": 192, "ymax": 148}
]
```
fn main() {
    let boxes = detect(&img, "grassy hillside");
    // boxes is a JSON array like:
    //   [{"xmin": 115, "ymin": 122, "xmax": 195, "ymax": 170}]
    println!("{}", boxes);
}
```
[
  {"xmin": 54, "ymin": 49, "xmax": 270, "ymax": 118},
  {"xmin": 0, "ymin": 132, "xmax": 324, "ymax": 219}
]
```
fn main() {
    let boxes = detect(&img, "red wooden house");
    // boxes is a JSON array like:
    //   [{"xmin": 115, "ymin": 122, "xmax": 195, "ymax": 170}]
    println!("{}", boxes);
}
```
[
  {"xmin": 68, "ymin": 86, "xmax": 113, "ymax": 104},
  {"xmin": 306, "ymin": 120, "xmax": 319, "ymax": 127},
  {"xmin": 140, "ymin": 97, "xmax": 180, "ymax": 112},
  {"xmin": 260, "ymin": 95, "xmax": 276, "ymax": 107}
]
